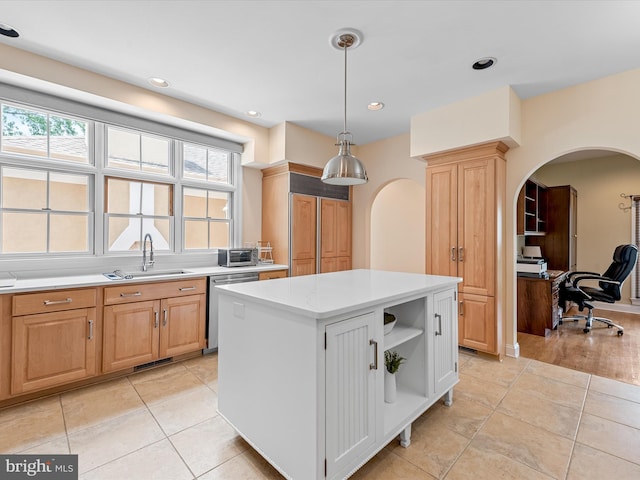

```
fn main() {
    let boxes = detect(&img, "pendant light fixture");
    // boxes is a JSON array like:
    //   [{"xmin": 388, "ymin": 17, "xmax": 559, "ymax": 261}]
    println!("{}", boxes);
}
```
[{"xmin": 322, "ymin": 30, "xmax": 368, "ymax": 185}]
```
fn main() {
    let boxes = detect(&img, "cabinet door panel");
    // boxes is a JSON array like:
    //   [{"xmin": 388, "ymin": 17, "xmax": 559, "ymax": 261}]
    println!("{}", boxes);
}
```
[
  {"xmin": 336, "ymin": 200, "xmax": 352, "ymax": 258},
  {"xmin": 458, "ymin": 293, "xmax": 495, "ymax": 353},
  {"xmin": 291, "ymin": 258, "xmax": 316, "ymax": 277},
  {"xmin": 12, "ymin": 308, "xmax": 96, "ymax": 394},
  {"xmin": 159, "ymin": 294, "xmax": 206, "ymax": 358},
  {"xmin": 321, "ymin": 199, "xmax": 338, "ymax": 258},
  {"xmin": 458, "ymin": 159, "xmax": 495, "ymax": 296},
  {"xmin": 433, "ymin": 289, "xmax": 458, "ymax": 394},
  {"xmin": 320, "ymin": 257, "xmax": 337, "ymax": 273},
  {"xmin": 103, "ymin": 300, "xmax": 159, "ymax": 372},
  {"xmin": 426, "ymin": 164, "xmax": 458, "ymax": 277},
  {"xmin": 325, "ymin": 312, "xmax": 377, "ymax": 479},
  {"xmin": 291, "ymin": 194, "xmax": 317, "ymax": 260},
  {"xmin": 337, "ymin": 256, "xmax": 352, "ymax": 272}
]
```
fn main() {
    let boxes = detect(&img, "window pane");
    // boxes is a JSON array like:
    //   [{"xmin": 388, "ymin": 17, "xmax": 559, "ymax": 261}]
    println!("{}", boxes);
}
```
[
  {"xmin": 184, "ymin": 220, "xmax": 208, "ymax": 249},
  {"xmin": 183, "ymin": 144, "xmax": 207, "ymax": 181},
  {"xmin": 50, "ymin": 173, "xmax": 89, "ymax": 212},
  {"xmin": 208, "ymin": 148, "xmax": 230, "ymax": 183},
  {"xmin": 107, "ymin": 178, "xmax": 141, "ymax": 214},
  {"xmin": 210, "ymin": 221, "xmax": 230, "ymax": 249},
  {"xmin": 141, "ymin": 136, "xmax": 169, "ymax": 175},
  {"xmin": 2, "ymin": 167, "xmax": 47, "ymax": 209},
  {"xmin": 50, "ymin": 214, "xmax": 88, "ymax": 252},
  {"xmin": 151, "ymin": 219, "xmax": 171, "ymax": 251},
  {"xmin": 141, "ymin": 183, "xmax": 170, "ymax": 216},
  {"xmin": 107, "ymin": 216, "xmax": 141, "ymax": 252},
  {"xmin": 1, "ymin": 104, "xmax": 47, "ymax": 158},
  {"xmin": 107, "ymin": 127, "xmax": 140, "ymax": 170},
  {"xmin": 2, "ymin": 212, "xmax": 47, "ymax": 253},
  {"xmin": 183, "ymin": 187, "xmax": 207, "ymax": 218},
  {"xmin": 208, "ymin": 191, "xmax": 230, "ymax": 219},
  {"xmin": 49, "ymin": 115, "xmax": 89, "ymax": 163}
]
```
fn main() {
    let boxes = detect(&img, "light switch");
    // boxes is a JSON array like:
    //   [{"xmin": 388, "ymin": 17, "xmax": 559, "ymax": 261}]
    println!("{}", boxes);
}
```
[{"xmin": 233, "ymin": 302, "xmax": 245, "ymax": 318}]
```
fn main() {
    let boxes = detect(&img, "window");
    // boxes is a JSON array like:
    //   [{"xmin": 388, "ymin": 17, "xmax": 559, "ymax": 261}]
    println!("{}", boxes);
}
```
[
  {"xmin": 0, "ymin": 166, "xmax": 91, "ymax": 253},
  {"xmin": 1, "ymin": 103, "xmax": 89, "ymax": 164},
  {"xmin": 107, "ymin": 126, "xmax": 170, "ymax": 175},
  {"xmin": 105, "ymin": 178, "xmax": 172, "ymax": 253},
  {"xmin": 0, "ymin": 87, "xmax": 241, "ymax": 262},
  {"xmin": 183, "ymin": 187, "xmax": 230, "ymax": 249},
  {"xmin": 183, "ymin": 144, "xmax": 231, "ymax": 184}
]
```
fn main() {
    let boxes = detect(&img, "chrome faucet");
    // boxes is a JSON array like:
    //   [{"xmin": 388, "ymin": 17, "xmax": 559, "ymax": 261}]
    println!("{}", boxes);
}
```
[{"xmin": 142, "ymin": 233, "xmax": 154, "ymax": 271}]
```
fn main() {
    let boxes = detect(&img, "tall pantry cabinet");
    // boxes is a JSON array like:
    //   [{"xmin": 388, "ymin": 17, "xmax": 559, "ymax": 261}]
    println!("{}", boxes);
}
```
[
  {"xmin": 424, "ymin": 142, "xmax": 507, "ymax": 357},
  {"xmin": 262, "ymin": 162, "xmax": 352, "ymax": 276}
]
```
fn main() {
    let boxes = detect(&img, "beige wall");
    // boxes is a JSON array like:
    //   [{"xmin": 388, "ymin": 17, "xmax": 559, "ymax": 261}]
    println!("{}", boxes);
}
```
[
  {"xmin": 370, "ymin": 179, "xmax": 425, "ymax": 273},
  {"xmin": 532, "ymin": 154, "xmax": 640, "ymax": 303}
]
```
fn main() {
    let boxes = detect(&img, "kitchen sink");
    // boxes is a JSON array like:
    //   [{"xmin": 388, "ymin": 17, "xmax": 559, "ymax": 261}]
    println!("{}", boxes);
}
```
[{"xmin": 126, "ymin": 269, "xmax": 192, "ymax": 278}]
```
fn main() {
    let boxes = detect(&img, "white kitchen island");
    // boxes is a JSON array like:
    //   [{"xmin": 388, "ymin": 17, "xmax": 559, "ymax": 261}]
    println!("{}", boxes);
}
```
[{"xmin": 216, "ymin": 269, "xmax": 461, "ymax": 480}]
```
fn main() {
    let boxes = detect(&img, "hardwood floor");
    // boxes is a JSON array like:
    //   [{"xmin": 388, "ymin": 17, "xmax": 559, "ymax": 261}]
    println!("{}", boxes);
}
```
[{"xmin": 518, "ymin": 306, "xmax": 640, "ymax": 386}]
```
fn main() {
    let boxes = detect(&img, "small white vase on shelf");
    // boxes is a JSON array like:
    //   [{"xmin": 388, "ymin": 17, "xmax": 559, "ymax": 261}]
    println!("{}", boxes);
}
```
[{"xmin": 384, "ymin": 370, "xmax": 397, "ymax": 403}]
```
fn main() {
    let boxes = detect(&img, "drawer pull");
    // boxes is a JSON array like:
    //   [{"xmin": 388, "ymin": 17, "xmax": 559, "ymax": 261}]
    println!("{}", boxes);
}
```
[
  {"xmin": 43, "ymin": 298, "xmax": 72, "ymax": 306},
  {"xmin": 369, "ymin": 339, "xmax": 378, "ymax": 370},
  {"xmin": 120, "ymin": 292, "xmax": 142, "ymax": 297},
  {"xmin": 435, "ymin": 313, "xmax": 442, "ymax": 336},
  {"xmin": 451, "ymin": 247, "xmax": 456, "ymax": 262},
  {"xmin": 88, "ymin": 320, "xmax": 94, "ymax": 340},
  {"xmin": 179, "ymin": 286, "xmax": 196, "ymax": 292},
  {"xmin": 163, "ymin": 309, "xmax": 168, "ymax": 327},
  {"xmin": 154, "ymin": 311, "xmax": 159, "ymax": 328}
]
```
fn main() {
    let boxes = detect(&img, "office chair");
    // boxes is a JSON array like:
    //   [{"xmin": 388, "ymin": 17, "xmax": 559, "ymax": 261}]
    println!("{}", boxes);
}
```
[{"xmin": 560, "ymin": 244, "xmax": 638, "ymax": 335}]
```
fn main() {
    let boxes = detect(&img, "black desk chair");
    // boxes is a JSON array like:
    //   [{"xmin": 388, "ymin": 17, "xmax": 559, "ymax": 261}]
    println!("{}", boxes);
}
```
[{"xmin": 560, "ymin": 244, "xmax": 638, "ymax": 335}]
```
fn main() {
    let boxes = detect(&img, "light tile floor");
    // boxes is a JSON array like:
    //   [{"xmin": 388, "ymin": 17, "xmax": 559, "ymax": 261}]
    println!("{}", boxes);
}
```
[{"xmin": 1, "ymin": 351, "xmax": 640, "ymax": 479}]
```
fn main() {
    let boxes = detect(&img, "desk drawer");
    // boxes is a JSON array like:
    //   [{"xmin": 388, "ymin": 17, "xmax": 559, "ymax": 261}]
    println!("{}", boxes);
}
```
[{"xmin": 13, "ymin": 288, "xmax": 97, "ymax": 316}]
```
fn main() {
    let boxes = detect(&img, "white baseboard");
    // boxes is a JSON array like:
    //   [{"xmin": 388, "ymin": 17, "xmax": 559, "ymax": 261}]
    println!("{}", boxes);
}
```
[{"xmin": 505, "ymin": 342, "xmax": 520, "ymax": 359}]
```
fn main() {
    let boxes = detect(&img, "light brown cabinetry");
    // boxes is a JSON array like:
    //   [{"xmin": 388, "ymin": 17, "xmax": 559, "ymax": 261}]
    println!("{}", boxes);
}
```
[
  {"xmin": 11, "ymin": 288, "xmax": 97, "ymax": 395},
  {"xmin": 102, "ymin": 278, "xmax": 206, "ymax": 373},
  {"xmin": 517, "ymin": 179, "xmax": 547, "ymax": 235},
  {"xmin": 262, "ymin": 162, "xmax": 352, "ymax": 277},
  {"xmin": 425, "ymin": 142, "xmax": 507, "ymax": 356},
  {"xmin": 258, "ymin": 269, "xmax": 288, "ymax": 281}
]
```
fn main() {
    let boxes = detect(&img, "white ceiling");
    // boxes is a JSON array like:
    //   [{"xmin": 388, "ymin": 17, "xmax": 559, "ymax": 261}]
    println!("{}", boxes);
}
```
[{"xmin": 1, "ymin": 1, "xmax": 640, "ymax": 145}]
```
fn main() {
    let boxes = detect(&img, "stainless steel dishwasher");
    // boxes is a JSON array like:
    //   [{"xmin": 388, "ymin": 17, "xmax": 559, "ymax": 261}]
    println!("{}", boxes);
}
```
[{"xmin": 205, "ymin": 271, "xmax": 259, "ymax": 353}]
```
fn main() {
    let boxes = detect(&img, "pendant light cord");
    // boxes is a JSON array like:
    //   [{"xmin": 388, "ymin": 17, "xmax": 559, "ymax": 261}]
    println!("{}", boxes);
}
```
[{"xmin": 343, "ymin": 40, "xmax": 348, "ymax": 134}]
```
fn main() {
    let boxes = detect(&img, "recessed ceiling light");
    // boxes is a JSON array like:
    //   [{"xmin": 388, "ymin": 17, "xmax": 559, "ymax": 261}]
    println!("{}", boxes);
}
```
[
  {"xmin": 0, "ymin": 23, "xmax": 19, "ymax": 38},
  {"xmin": 148, "ymin": 77, "xmax": 169, "ymax": 88},
  {"xmin": 367, "ymin": 102, "xmax": 384, "ymax": 111},
  {"xmin": 472, "ymin": 57, "xmax": 497, "ymax": 70},
  {"xmin": 246, "ymin": 110, "xmax": 261, "ymax": 118}
]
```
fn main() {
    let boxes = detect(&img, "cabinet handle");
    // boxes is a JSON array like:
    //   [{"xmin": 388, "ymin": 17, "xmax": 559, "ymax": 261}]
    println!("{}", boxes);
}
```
[
  {"xmin": 88, "ymin": 320, "xmax": 94, "ymax": 340},
  {"xmin": 43, "ymin": 297, "xmax": 72, "ymax": 305},
  {"xmin": 154, "ymin": 311, "xmax": 159, "ymax": 328},
  {"xmin": 459, "ymin": 301, "xmax": 464, "ymax": 316},
  {"xmin": 458, "ymin": 247, "xmax": 464, "ymax": 262},
  {"xmin": 435, "ymin": 313, "xmax": 442, "ymax": 336},
  {"xmin": 451, "ymin": 247, "xmax": 456, "ymax": 262},
  {"xmin": 163, "ymin": 309, "xmax": 168, "ymax": 327},
  {"xmin": 179, "ymin": 286, "xmax": 196, "ymax": 291},
  {"xmin": 369, "ymin": 339, "xmax": 378, "ymax": 370},
  {"xmin": 120, "ymin": 292, "xmax": 142, "ymax": 297}
]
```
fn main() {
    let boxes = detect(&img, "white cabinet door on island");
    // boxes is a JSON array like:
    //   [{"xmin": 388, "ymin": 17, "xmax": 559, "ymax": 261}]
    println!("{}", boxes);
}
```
[{"xmin": 216, "ymin": 270, "xmax": 461, "ymax": 480}]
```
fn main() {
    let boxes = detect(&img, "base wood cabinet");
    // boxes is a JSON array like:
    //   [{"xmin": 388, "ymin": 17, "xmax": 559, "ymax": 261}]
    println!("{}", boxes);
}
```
[
  {"xmin": 102, "ymin": 278, "xmax": 206, "ymax": 373},
  {"xmin": 11, "ymin": 288, "xmax": 98, "ymax": 395},
  {"xmin": 517, "ymin": 271, "xmax": 566, "ymax": 336},
  {"xmin": 217, "ymin": 270, "xmax": 460, "ymax": 480},
  {"xmin": 424, "ymin": 142, "xmax": 507, "ymax": 357}
]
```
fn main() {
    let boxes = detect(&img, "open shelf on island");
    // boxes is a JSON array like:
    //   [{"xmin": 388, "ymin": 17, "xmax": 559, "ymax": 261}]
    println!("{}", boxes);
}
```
[
  {"xmin": 384, "ymin": 325, "xmax": 423, "ymax": 351},
  {"xmin": 383, "ymin": 386, "xmax": 427, "ymax": 437}
]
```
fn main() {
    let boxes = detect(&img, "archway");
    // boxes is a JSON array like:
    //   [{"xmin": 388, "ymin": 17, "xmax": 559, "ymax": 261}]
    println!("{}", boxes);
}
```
[{"xmin": 370, "ymin": 179, "xmax": 425, "ymax": 273}]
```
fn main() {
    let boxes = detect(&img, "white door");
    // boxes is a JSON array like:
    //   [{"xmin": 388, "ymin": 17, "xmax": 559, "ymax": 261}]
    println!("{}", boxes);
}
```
[
  {"xmin": 433, "ymin": 288, "xmax": 458, "ymax": 395},
  {"xmin": 325, "ymin": 312, "xmax": 377, "ymax": 479}
]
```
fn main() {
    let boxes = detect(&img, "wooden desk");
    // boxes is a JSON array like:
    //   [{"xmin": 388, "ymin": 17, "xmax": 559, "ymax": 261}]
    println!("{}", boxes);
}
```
[{"xmin": 517, "ymin": 270, "xmax": 567, "ymax": 336}]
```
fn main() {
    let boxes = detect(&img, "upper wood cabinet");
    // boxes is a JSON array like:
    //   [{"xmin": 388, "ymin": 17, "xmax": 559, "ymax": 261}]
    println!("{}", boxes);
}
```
[
  {"xmin": 425, "ymin": 142, "xmax": 507, "ymax": 357},
  {"xmin": 517, "ymin": 179, "xmax": 548, "ymax": 235},
  {"xmin": 262, "ymin": 162, "xmax": 352, "ymax": 277}
]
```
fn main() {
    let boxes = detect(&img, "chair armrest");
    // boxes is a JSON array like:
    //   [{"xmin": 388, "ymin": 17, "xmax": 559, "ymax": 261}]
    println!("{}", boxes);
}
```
[
  {"xmin": 566, "ymin": 270, "xmax": 600, "ymax": 282},
  {"xmin": 571, "ymin": 274, "xmax": 620, "ymax": 288}
]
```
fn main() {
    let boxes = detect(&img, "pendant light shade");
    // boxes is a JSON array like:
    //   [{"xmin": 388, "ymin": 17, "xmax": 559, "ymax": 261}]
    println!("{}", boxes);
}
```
[{"xmin": 322, "ymin": 31, "xmax": 368, "ymax": 185}]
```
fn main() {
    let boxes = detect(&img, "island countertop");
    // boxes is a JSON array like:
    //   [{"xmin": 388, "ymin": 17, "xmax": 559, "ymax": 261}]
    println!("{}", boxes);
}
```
[{"xmin": 215, "ymin": 269, "xmax": 462, "ymax": 319}]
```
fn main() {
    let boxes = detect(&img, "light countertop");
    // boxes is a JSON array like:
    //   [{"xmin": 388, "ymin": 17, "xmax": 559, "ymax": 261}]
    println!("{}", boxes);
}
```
[
  {"xmin": 0, "ymin": 264, "xmax": 289, "ymax": 294},
  {"xmin": 215, "ymin": 269, "xmax": 462, "ymax": 319}
]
